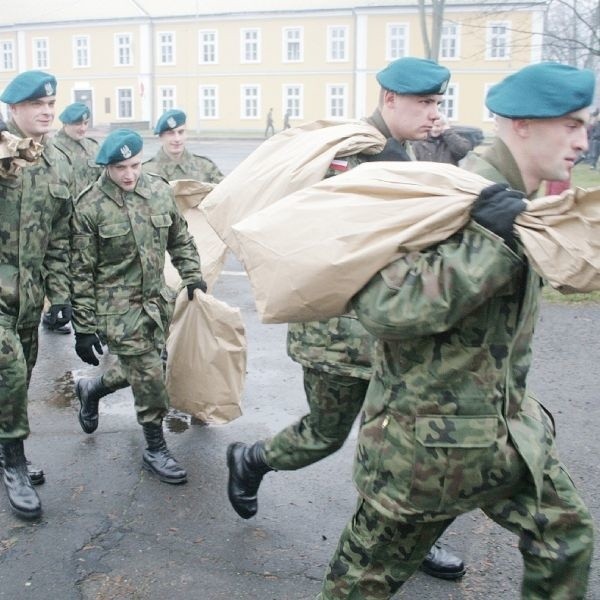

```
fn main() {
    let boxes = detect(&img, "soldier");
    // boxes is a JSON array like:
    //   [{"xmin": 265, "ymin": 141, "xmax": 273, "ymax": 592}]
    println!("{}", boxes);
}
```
[
  {"xmin": 143, "ymin": 109, "xmax": 224, "ymax": 184},
  {"xmin": 318, "ymin": 62, "xmax": 595, "ymax": 599},
  {"xmin": 227, "ymin": 58, "xmax": 465, "ymax": 579},
  {"xmin": 0, "ymin": 70, "xmax": 72, "ymax": 519},
  {"xmin": 70, "ymin": 129, "xmax": 206, "ymax": 484},
  {"xmin": 264, "ymin": 107, "xmax": 275, "ymax": 138}
]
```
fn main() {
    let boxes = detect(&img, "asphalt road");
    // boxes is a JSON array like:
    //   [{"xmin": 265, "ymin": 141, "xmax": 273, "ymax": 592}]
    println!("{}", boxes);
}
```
[{"xmin": 0, "ymin": 140, "xmax": 599, "ymax": 600}]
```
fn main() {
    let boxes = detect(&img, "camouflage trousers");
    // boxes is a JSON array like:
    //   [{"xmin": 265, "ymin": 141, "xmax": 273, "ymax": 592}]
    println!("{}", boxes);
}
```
[
  {"xmin": 0, "ymin": 325, "xmax": 38, "ymax": 440},
  {"xmin": 264, "ymin": 367, "xmax": 368, "ymax": 470},
  {"xmin": 318, "ymin": 458, "xmax": 593, "ymax": 599},
  {"xmin": 100, "ymin": 348, "xmax": 170, "ymax": 427}
]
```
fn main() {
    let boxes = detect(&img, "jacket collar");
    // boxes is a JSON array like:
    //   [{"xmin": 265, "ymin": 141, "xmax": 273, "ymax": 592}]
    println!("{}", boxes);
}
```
[{"xmin": 98, "ymin": 170, "xmax": 153, "ymax": 206}]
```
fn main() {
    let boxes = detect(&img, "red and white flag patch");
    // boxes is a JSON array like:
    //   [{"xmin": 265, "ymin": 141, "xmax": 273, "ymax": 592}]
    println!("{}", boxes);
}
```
[{"xmin": 329, "ymin": 159, "xmax": 349, "ymax": 172}]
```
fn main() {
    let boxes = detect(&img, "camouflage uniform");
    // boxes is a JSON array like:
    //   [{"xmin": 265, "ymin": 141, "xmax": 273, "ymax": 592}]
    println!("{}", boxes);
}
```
[
  {"xmin": 0, "ymin": 120, "xmax": 72, "ymax": 440},
  {"xmin": 318, "ymin": 138, "xmax": 594, "ymax": 599},
  {"xmin": 142, "ymin": 147, "xmax": 224, "ymax": 183},
  {"xmin": 264, "ymin": 109, "xmax": 414, "ymax": 470},
  {"xmin": 50, "ymin": 128, "xmax": 102, "ymax": 197},
  {"xmin": 70, "ymin": 171, "xmax": 202, "ymax": 425}
]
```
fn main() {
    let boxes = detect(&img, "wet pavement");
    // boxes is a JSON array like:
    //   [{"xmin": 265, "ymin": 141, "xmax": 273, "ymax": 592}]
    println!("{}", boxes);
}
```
[{"xmin": 0, "ymin": 140, "xmax": 599, "ymax": 599}]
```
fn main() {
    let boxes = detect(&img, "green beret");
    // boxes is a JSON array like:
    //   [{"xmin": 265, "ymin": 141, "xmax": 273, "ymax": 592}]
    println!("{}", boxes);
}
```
[
  {"xmin": 376, "ymin": 57, "xmax": 450, "ymax": 95},
  {"xmin": 59, "ymin": 102, "xmax": 91, "ymax": 124},
  {"xmin": 486, "ymin": 62, "xmax": 596, "ymax": 119},
  {"xmin": 0, "ymin": 70, "xmax": 57, "ymax": 104},
  {"xmin": 96, "ymin": 129, "xmax": 143, "ymax": 165},
  {"xmin": 154, "ymin": 109, "xmax": 186, "ymax": 134}
]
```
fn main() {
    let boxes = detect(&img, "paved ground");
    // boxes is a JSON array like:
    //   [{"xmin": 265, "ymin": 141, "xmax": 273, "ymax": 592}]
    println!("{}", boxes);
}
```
[{"xmin": 0, "ymin": 140, "xmax": 598, "ymax": 599}]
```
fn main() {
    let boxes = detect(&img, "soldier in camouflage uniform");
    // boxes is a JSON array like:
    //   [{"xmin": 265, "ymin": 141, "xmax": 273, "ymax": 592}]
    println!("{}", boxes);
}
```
[
  {"xmin": 227, "ymin": 58, "xmax": 465, "ymax": 579},
  {"xmin": 318, "ymin": 62, "xmax": 595, "ymax": 599},
  {"xmin": 143, "ymin": 109, "xmax": 224, "ymax": 184},
  {"xmin": 71, "ymin": 129, "xmax": 206, "ymax": 485},
  {"xmin": 0, "ymin": 70, "xmax": 73, "ymax": 519}
]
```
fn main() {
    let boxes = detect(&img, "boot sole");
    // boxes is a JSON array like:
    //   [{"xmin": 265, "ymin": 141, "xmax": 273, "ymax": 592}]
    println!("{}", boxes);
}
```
[
  {"xmin": 141, "ymin": 461, "xmax": 187, "ymax": 485},
  {"xmin": 419, "ymin": 564, "xmax": 466, "ymax": 580},
  {"xmin": 75, "ymin": 380, "xmax": 98, "ymax": 434},
  {"xmin": 8, "ymin": 500, "xmax": 42, "ymax": 520}
]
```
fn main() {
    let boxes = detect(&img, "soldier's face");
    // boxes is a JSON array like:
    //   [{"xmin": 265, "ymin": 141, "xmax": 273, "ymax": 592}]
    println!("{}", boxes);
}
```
[
  {"xmin": 107, "ymin": 153, "xmax": 143, "ymax": 192},
  {"xmin": 10, "ymin": 96, "xmax": 56, "ymax": 139},
  {"xmin": 382, "ymin": 91, "xmax": 443, "ymax": 141},
  {"xmin": 64, "ymin": 118, "xmax": 90, "ymax": 141},
  {"xmin": 161, "ymin": 125, "xmax": 186, "ymax": 157}
]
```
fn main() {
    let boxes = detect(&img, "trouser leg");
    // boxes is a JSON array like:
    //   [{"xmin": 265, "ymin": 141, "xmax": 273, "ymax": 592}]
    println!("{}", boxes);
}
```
[{"xmin": 264, "ymin": 367, "xmax": 368, "ymax": 470}]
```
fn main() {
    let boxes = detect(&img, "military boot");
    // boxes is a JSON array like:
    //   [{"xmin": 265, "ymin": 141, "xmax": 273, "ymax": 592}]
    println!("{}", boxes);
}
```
[
  {"xmin": 420, "ymin": 542, "xmax": 466, "ymax": 580},
  {"xmin": 0, "ymin": 439, "xmax": 42, "ymax": 520},
  {"xmin": 226, "ymin": 441, "xmax": 272, "ymax": 519},
  {"xmin": 75, "ymin": 375, "xmax": 113, "ymax": 434},
  {"xmin": 141, "ymin": 423, "xmax": 187, "ymax": 485},
  {"xmin": 0, "ymin": 447, "xmax": 44, "ymax": 485}
]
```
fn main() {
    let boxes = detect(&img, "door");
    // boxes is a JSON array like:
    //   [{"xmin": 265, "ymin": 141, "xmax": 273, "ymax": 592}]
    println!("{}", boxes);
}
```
[{"xmin": 73, "ymin": 90, "xmax": 93, "ymax": 127}]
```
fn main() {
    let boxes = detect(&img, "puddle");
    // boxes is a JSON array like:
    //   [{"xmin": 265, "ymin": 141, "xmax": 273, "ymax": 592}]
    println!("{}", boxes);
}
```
[
  {"xmin": 45, "ymin": 371, "xmax": 77, "ymax": 409},
  {"xmin": 164, "ymin": 409, "xmax": 191, "ymax": 433}
]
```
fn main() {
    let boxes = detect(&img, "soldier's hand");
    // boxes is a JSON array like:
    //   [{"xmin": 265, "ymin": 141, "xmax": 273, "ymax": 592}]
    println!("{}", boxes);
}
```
[
  {"xmin": 46, "ymin": 303, "xmax": 72, "ymax": 327},
  {"xmin": 186, "ymin": 279, "xmax": 207, "ymax": 300},
  {"xmin": 471, "ymin": 183, "xmax": 527, "ymax": 247},
  {"xmin": 75, "ymin": 333, "xmax": 104, "ymax": 366}
]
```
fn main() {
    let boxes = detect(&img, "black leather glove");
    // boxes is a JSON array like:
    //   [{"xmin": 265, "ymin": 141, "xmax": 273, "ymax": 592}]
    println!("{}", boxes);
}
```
[
  {"xmin": 75, "ymin": 332, "xmax": 104, "ymax": 366},
  {"xmin": 471, "ymin": 183, "xmax": 527, "ymax": 247},
  {"xmin": 364, "ymin": 137, "xmax": 411, "ymax": 162},
  {"xmin": 186, "ymin": 279, "xmax": 207, "ymax": 300},
  {"xmin": 45, "ymin": 303, "xmax": 72, "ymax": 327}
]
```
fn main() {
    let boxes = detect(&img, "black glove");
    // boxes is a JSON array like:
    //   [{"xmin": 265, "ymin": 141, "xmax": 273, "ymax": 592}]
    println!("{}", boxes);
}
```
[
  {"xmin": 471, "ymin": 183, "xmax": 526, "ymax": 247},
  {"xmin": 364, "ymin": 137, "xmax": 411, "ymax": 162},
  {"xmin": 45, "ymin": 303, "xmax": 72, "ymax": 327},
  {"xmin": 75, "ymin": 332, "xmax": 104, "ymax": 366},
  {"xmin": 186, "ymin": 279, "xmax": 207, "ymax": 300}
]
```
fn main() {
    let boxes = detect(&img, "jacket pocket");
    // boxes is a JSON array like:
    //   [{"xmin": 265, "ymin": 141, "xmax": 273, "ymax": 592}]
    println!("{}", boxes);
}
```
[{"xmin": 99, "ymin": 221, "xmax": 133, "ymax": 262}]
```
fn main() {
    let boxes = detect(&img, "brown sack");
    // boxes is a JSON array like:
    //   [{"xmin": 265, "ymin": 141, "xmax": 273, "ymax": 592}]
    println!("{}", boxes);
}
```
[{"xmin": 165, "ymin": 289, "xmax": 246, "ymax": 424}]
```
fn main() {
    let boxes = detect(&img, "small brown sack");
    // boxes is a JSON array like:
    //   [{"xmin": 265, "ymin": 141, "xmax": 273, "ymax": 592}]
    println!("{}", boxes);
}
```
[{"xmin": 165, "ymin": 289, "xmax": 246, "ymax": 424}]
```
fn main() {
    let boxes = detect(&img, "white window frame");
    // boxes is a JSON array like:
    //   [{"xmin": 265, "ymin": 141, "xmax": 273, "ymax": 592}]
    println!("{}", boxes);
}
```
[
  {"xmin": 114, "ymin": 33, "xmax": 133, "ymax": 66},
  {"xmin": 33, "ymin": 37, "xmax": 49, "ymax": 69},
  {"xmin": 157, "ymin": 31, "xmax": 175, "ymax": 65},
  {"xmin": 116, "ymin": 87, "xmax": 134, "ymax": 119},
  {"xmin": 282, "ymin": 27, "xmax": 303, "ymax": 63},
  {"xmin": 486, "ymin": 21, "xmax": 511, "ymax": 60},
  {"xmin": 327, "ymin": 25, "xmax": 348, "ymax": 62},
  {"xmin": 0, "ymin": 40, "xmax": 15, "ymax": 71},
  {"xmin": 440, "ymin": 22, "xmax": 460, "ymax": 60},
  {"xmin": 283, "ymin": 84, "xmax": 303, "ymax": 119},
  {"xmin": 440, "ymin": 83, "xmax": 458, "ymax": 122},
  {"xmin": 326, "ymin": 84, "xmax": 348, "ymax": 119},
  {"xmin": 199, "ymin": 29, "xmax": 218, "ymax": 64},
  {"xmin": 199, "ymin": 85, "xmax": 219, "ymax": 119},
  {"xmin": 240, "ymin": 28, "xmax": 260, "ymax": 63},
  {"xmin": 241, "ymin": 85, "xmax": 260, "ymax": 119},
  {"xmin": 386, "ymin": 23, "xmax": 409, "ymax": 60},
  {"xmin": 158, "ymin": 86, "xmax": 176, "ymax": 113},
  {"xmin": 72, "ymin": 35, "xmax": 90, "ymax": 68},
  {"xmin": 483, "ymin": 83, "xmax": 496, "ymax": 121}
]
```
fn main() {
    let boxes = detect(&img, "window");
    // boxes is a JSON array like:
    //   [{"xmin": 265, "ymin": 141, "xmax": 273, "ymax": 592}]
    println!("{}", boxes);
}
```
[
  {"xmin": 73, "ymin": 36, "xmax": 90, "ymax": 68},
  {"xmin": 0, "ymin": 40, "xmax": 14, "ymax": 71},
  {"xmin": 33, "ymin": 38, "xmax": 49, "ymax": 69},
  {"xmin": 386, "ymin": 24, "xmax": 408, "ymax": 60},
  {"xmin": 199, "ymin": 86, "xmax": 218, "ymax": 119},
  {"xmin": 440, "ymin": 84, "xmax": 458, "ymax": 121},
  {"xmin": 158, "ymin": 86, "xmax": 176, "ymax": 113},
  {"xmin": 440, "ymin": 22, "xmax": 459, "ymax": 59},
  {"xmin": 158, "ymin": 32, "xmax": 175, "ymax": 65},
  {"xmin": 116, "ymin": 88, "xmax": 133, "ymax": 118},
  {"xmin": 487, "ymin": 22, "xmax": 510, "ymax": 59},
  {"xmin": 241, "ymin": 28, "xmax": 260, "ymax": 63},
  {"xmin": 199, "ymin": 30, "xmax": 218, "ymax": 64},
  {"xmin": 283, "ymin": 85, "xmax": 303, "ymax": 119},
  {"xmin": 283, "ymin": 27, "xmax": 303, "ymax": 62},
  {"xmin": 327, "ymin": 85, "xmax": 347, "ymax": 118},
  {"xmin": 115, "ymin": 33, "xmax": 132, "ymax": 66},
  {"xmin": 241, "ymin": 85, "xmax": 260, "ymax": 119},
  {"xmin": 328, "ymin": 26, "xmax": 347, "ymax": 61}
]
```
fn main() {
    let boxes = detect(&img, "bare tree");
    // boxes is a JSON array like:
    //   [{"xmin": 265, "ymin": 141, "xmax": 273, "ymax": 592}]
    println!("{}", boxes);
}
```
[{"xmin": 418, "ymin": 0, "xmax": 446, "ymax": 60}]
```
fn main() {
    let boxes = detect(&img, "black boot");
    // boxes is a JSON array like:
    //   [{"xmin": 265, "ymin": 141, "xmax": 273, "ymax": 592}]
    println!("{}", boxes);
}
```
[
  {"xmin": 75, "ymin": 376, "xmax": 112, "ymax": 434},
  {"xmin": 420, "ymin": 542, "xmax": 466, "ymax": 580},
  {"xmin": 0, "ymin": 440, "xmax": 42, "ymax": 520},
  {"xmin": 0, "ymin": 447, "xmax": 45, "ymax": 485},
  {"xmin": 141, "ymin": 423, "xmax": 187, "ymax": 485},
  {"xmin": 226, "ymin": 441, "xmax": 272, "ymax": 519}
]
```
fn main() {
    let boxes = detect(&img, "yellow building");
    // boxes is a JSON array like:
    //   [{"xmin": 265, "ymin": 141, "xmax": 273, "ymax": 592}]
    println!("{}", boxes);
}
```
[{"xmin": 0, "ymin": 0, "xmax": 546, "ymax": 134}]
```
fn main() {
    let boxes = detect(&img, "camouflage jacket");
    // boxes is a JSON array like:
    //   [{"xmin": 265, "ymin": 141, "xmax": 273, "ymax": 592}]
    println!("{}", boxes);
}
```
[
  {"xmin": 287, "ymin": 108, "xmax": 414, "ymax": 379},
  {"xmin": 71, "ymin": 171, "xmax": 202, "ymax": 355},
  {"xmin": 352, "ymin": 138, "xmax": 552, "ymax": 520},
  {"xmin": 50, "ymin": 129, "xmax": 102, "ymax": 197},
  {"xmin": 143, "ymin": 147, "xmax": 224, "ymax": 183},
  {"xmin": 0, "ymin": 120, "xmax": 72, "ymax": 329}
]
